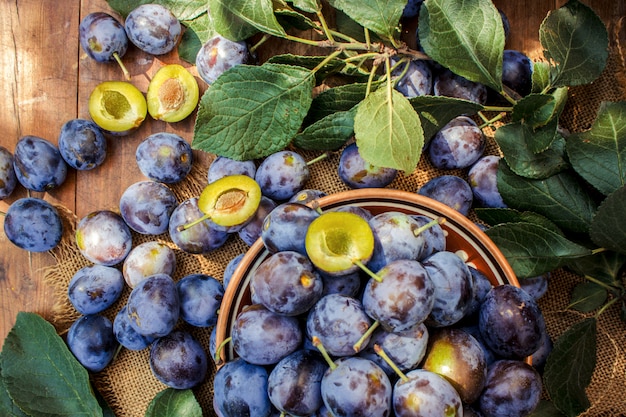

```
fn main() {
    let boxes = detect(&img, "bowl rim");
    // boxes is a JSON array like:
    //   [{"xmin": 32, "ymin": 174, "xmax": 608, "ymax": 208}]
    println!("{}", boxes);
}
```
[{"xmin": 214, "ymin": 188, "xmax": 519, "ymax": 364}]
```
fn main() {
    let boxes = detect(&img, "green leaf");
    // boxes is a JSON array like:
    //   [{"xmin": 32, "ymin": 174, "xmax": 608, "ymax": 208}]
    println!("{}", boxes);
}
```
[
  {"xmin": 0, "ymin": 312, "xmax": 103, "ymax": 417},
  {"xmin": 275, "ymin": 8, "xmax": 318, "ymax": 31},
  {"xmin": 408, "ymin": 95, "xmax": 483, "ymax": 143},
  {"xmin": 528, "ymin": 400, "xmax": 567, "ymax": 417},
  {"xmin": 193, "ymin": 63, "xmax": 315, "ymax": 160},
  {"xmin": 179, "ymin": 13, "xmax": 216, "ymax": 64},
  {"xmin": 495, "ymin": 123, "xmax": 569, "ymax": 179},
  {"xmin": 485, "ymin": 222, "xmax": 592, "ymax": 278},
  {"xmin": 145, "ymin": 389, "xmax": 202, "ymax": 417},
  {"xmin": 566, "ymin": 250, "xmax": 626, "ymax": 286},
  {"xmin": 334, "ymin": 9, "xmax": 384, "ymax": 44},
  {"xmin": 567, "ymin": 101, "xmax": 626, "ymax": 196},
  {"xmin": 266, "ymin": 54, "xmax": 345, "ymax": 83},
  {"xmin": 475, "ymin": 208, "xmax": 564, "ymax": 236},
  {"xmin": 207, "ymin": 0, "xmax": 258, "ymax": 41},
  {"xmin": 512, "ymin": 88, "xmax": 567, "ymax": 132},
  {"xmin": 568, "ymin": 282, "xmax": 607, "ymax": 312},
  {"xmin": 326, "ymin": 0, "xmax": 405, "ymax": 44},
  {"xmin": 289, "ymin": 0, "xmax": 321, "ymax": 14},
  {"xmin": 354, "ymin": 87, "xmax": 424, "ymax": 173},
  {"xmin": 219, "ymin": 0, "xmax": 286, "ymax": 37},
  {"xmin": 418, "ymin": 0, "xmax": 504, "ymax": 91},
  {"xmin": 0, "ymin": 363, "xmax": 28, "ymax": 417},
  {"xmin": 497, "ymin": 163, "xmax": 597, "ymax": 234},
  {"xmin": 589, "ymin": 185, "xmax": 626, "ymax": 254},
  {"xmin": 540, "ymin": 0, "xmax": 608, "ymax": 87},
  {"xmin": 544, "ymin": 317, "xmax": 597, "ymax": 417},
  {"xmin": 532, "ymin": 62, "xmax": 552, "ymax": 93},
  {"xmin": 293, "ymin": 107, "xmax": 356, "ymax": 151},
  {"xmin": 305, "ymin": 81, "xmax": 384, "ymax": 125},
  {"xmin": 107, "ymin": 0, "xmax": 207, "ymax": 20}
]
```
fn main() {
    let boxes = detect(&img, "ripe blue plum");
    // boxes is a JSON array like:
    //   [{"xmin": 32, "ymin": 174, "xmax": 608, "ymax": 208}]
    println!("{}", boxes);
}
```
[
  {"xmin": 124, "ymin": 4, "xmax": 181, "ymax": 55},
  {"xmin": 392, "ymin": 369, "xmax": 462, "ymax": 417},
  {"xmin": 410, "ymin": 214, "xmax": 446, "ymax": 260},
  {"xmin": 3, "ymin": 197, "xmax": 63, "ymax": 252},
  {"xmin": 149, "ymin": 330, "xmax": 208, "ymax": 389},
  {"xmin": 113, "ymin": 304, "xmax": 155, "ymax": 351},
  {"xmin": 479, "ymin": 284, "xmax": 547, "ymax": 359},
  {"xmin": 331, "ymin": 204, "xmax": 374, "ymax": 221},
  {"xmin": 428, "ymin": 116, "xmax": 486, "ymax": 169},
  {"xmin": 267, "ymin": 349, "xmax": 328, "ymax": 416},
  {"xmin": 320, "ymin": 270, "xmax": 361, "ymax": 298},
  {"xmin": 168, "ymin": 197, "xmax": 230, "ymax": 254},
  {"xmin": 468, "ymin": 155, "xmax": 507, "ymax": 208},
  {"xmin": 359, "ymin": 323, "xmax": 429, "ymax": 376},
  {"xmin": 434, "ymin": 68, "xmax": 488, "ymax": 105},
  {"xmin": 261, "ymin": 201, "xmax": 319, "ymax": 255},
  {"xmin": 232, "ymin": 304, "xmax": 302, "ymax": 365},
  {"xmin": 502, "ymin": 50, "xmax": 533, "ymax": 97},
  {"xmin": 306, "ymin": 293, "xmax": 372, "ymax": 356},
  {"xmin": 530, "ymin": 328, "xmax": 553, "ymax": 372},
  {"xmin": 367, "ymin": 211, "xmax": 428, "ymax": 271},
  {"xmin": 478, "ymin": 359, "xmax": 542, "ymax": 417},
  {"xmin": 68, "ymin": 264, "xmax": 125, "ymax": 315},
  {"xmin": 321, "ymin": 356, "xmax": 392, "ymax": 417},
  {"xmin": 418, "ymin": 175, "xmax": 473, "ymax": 216},
  {"xmin": 464, "ymin": 266, "xmax": 495, "ymax": 318},
  {"xmin": 392, "ymin": 58, "xmax": 432, "ymax": 97},
  {"xmin": 422, "ymin": 250, "xmax": 474, "ymax": 327},
  {"xmin": 119, "ymin": 180, "xmax": 178, "ymax": 235},
  {"xmin": 251, "ymin": 250, "xmax": 323, "ymax": 316},
  {"xmin": 207, "ymin": 155, "xmax": 256, "ymax": 183},
  {"xmin": 79, "ymin": 12, "xmax": 128, "ymax": 65},
  {"xmin": 0, "ymin": 146, "xmax": 17, "ymax": 199},
  {"xmin": 223, "ymin": 253, "xmax": 245, "ymax": 290},
  {"xmin": 136, "ymin": 132, "xmax": 193, "ymax": 183},
  {"xmin": 66, "ymin": 314, "xmax": 118, "ymax": 373},
  {"xmin": 289, "ymin": 188, "xmax": 327, "ymax": 205},
  {"xmin": 238, "ymin": 196, "xmax": 277, "ymax": 247},
  {"xmin": 519, "ymin": 273, "xmax": 550, "ymax": 300},
  {"xmin": 213, "ymin": 358, "xmax": 272, "ymax": 417},
  {"xmin": 196, "ymin": 35, "xmax": 251, "ymax": 85},
  {"xmin": 13, "ymin": 135, "xmax": 67, "ymax": 192},
  {"xmin": 402, "ymin": 0, "xmax": 424, "ymax": 18},
  {"xmin": 255, "ymin": 150, "xmax": 310, "ymax": 201},
  {"xmin": 177, "ymin": 273, "xmax": 224, "ymax": 327},
  {"xmin": 76, "ymin": 210, "xmax": 132, "ymax": 266},
  {"xmin": 126, "ymin": 273, "xmax": 180, "ymax": 338},
  {"xmin": 122, "ymin": 241, "xmax": 176, "ymax": 288},
  {"xmin": 362, "ymin": 259, "xmax": 435, "ymax": 332},
  {"xmin": 58, "ymin": 119, "xmax": 107, "ymax": 171},
  {"xmin": 338, "ymin": 143, "xmax": 397, "ymax": 189}
]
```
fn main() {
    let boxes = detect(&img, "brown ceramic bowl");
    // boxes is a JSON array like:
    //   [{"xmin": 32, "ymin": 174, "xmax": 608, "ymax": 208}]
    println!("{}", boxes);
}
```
[{"xmin": 214, "ymin": 188, "xmax": 519, "ymax": 363}]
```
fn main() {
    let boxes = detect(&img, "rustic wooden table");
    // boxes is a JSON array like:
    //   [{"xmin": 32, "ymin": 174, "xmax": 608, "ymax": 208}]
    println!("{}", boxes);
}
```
[{"xmin": 0, "ymin": 0, "xmax": 624, "ymax": 344}]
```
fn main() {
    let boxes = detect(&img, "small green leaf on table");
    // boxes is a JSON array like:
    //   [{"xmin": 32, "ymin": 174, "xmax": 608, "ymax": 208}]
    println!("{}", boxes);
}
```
[
  {"xmin": 485, "ymin": 222, "xmax": 592, "ymax": 278},
  {"xmin": 418, "ymin": 0, "xmax": 504, "ymax": 92},
  {"xmin": 475, "ymin": 207, "xmax": 564, "ymax": 236},
  {"xmin": 544, "ymin": 317, "xmax": 597, "ymax": 417},
  {"xmin": 354, "ymin": 87, "xmax": 423, "ymax": 174},
  {"xmin": 145, "ymin": 389, "xmax": 202, "ymax": 417},
  {"xmin": 0, "ymin": 312, "xmax": 103, "ymax": 417},
  {"xmin": 567, "ymin": 101, "xmax": 626, "ymax": 197},
  {"xmin": 568, "ymin": 282, "xmax": 607, "ymax": 312},
  {"xmin": 540, "ymin": 0, "xmax": 608, "ymax": 87},
  {"xmin": 178, "ymin": 13, "xmax": 215, "ymax": 64},
  {"xmin": 590, "ymin": 185, "xmax": 626, "ymax": 255},
  {"xmin": 497, "ymin": 163, "xmax": 597, "ymax": 234},
  {"xmin": 193, "ymin": 63, "xmax": 315, "ymax": 161},
  {"xmin": 294, "ymin": 107, "xmax": 356, "ymax": 151}
]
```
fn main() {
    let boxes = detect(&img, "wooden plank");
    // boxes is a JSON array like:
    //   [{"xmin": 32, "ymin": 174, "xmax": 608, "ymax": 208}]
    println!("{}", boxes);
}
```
[{"xmin": 0, "ymin": 1, "xmax": 80, "ymax": 340}]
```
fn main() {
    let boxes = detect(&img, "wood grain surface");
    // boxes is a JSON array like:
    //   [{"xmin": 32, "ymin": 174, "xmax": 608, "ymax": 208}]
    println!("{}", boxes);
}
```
[{"xmin": 0, "ymin": 0, "xmax": 624, "ymax": 343}]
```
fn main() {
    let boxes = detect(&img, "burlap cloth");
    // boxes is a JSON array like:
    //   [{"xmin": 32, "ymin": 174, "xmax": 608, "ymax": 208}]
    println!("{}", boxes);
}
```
[{"xmin": 43, "ymin": 20, "xmax": 626, "ymax": 417}]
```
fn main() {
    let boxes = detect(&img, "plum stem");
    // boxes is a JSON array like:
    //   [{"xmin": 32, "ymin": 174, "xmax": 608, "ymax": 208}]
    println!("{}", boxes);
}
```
[
  {"xmin": 177, "ymin": 213, "xmax": 212, "ymax": 232},
  {"xmin": 414, "ymin": 216, "xmax": 446, "ymax": 237},
  {"xmin": 353, "ymin": 259, "xmax": 382, "ymax": 282},
  {"xmin": 214, "ymin": 336, "xmax": 232, "ymax": 365},
  {"xmin": 306, "ymin": 152, "xmax": 329, "ymax": 166},
  {"xmin": 112, "ymin": 52, "xmax": 131, "ymax": 81},
  {"xmin": 374, "ymin": 344, "xmax": 409, "ymax": 383},
  {"xmin": 312, "ymin": 336, "xmax": 337, "ymax": 370},
  {"xmin": 353, "ymin": 320, "xmax": 379, "ymax": 352}
]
